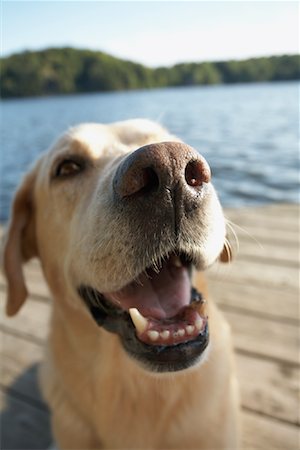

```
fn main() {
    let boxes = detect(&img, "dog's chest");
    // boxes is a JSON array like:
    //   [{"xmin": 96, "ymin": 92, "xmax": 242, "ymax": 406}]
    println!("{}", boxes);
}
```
[{"xmin": 90, "ymin": 375, "xmax": 191, "ymax": 448}]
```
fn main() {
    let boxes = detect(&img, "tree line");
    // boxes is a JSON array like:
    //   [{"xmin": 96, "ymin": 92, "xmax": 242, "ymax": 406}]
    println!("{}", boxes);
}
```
[{"xmin": 1, "ymin": 47, "xmax": 299, "ymax": 98}]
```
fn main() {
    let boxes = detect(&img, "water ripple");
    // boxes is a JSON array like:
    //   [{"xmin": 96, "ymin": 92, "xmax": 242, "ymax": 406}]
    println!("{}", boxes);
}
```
[{"xmin": 1, "ymin": 81, "xmax": 299, "ymax": 221}]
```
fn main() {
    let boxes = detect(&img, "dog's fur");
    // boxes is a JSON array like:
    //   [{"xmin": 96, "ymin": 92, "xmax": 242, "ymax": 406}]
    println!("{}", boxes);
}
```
[{"xmin": 2, "ymin": 119, "xmax": 239, "ymax": 449}]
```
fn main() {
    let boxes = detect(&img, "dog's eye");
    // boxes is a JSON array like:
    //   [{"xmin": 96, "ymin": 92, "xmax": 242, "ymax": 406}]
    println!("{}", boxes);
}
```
[{"xmin": 55, "ymin": 159, "xmax": 84, "ymax": 178}]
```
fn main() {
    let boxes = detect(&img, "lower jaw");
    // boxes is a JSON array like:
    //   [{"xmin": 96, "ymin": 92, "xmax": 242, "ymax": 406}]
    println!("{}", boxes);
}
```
[
  {"xmin": 121, "ymin": 322, "xmax": 209, "ymax": 373},
  {"xmin": 79, "ymin": 285, "xmax": 209, "ymax": 373}
]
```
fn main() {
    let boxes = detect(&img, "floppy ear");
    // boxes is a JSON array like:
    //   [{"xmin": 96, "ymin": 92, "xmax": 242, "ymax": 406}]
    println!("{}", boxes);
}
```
[{"xmin": 1, "ymin": 170, "xmax": 38, "ymax": 316}]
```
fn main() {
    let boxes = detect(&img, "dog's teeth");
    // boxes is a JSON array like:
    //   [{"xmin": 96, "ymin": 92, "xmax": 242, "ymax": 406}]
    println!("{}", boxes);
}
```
[
  {"xmin": 148, "ymin": 330, "xmax": 159, "ymax": 341},
  {"xmin": 171, "ymin": 255, "xmax": 183, "ymax": 268},
  {"xmin": 186, "ymin": 325, "xmax": 195, "ymax": 335},
  {"xmin": 178, "ymin": 328, "xmax": 185, "ymax": 337},
  {"xmin": 129, "ymin": 308, "xmax": 148, "ymax": 334},
  {"xmin": 160, "ymin": 330, "xmax": 170, "ymax": 340},
  {"xmin": 195, "ymin": 317, "xmax": 204, "ymax": 331}
]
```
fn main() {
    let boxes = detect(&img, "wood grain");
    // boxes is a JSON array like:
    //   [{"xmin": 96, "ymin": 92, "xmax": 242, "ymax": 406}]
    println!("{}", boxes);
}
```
[{"xmin": 1, "ymin": 204, "xmax": 299, "ymax": 449}]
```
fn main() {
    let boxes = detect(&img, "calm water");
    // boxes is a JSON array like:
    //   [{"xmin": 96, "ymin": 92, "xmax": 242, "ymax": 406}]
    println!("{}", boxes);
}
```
[{"xmin": 1, "ymin": 82, "xmax": 299, "ymax": 222}]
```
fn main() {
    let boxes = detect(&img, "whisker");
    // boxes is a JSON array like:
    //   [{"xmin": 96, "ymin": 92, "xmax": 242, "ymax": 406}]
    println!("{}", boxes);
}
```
[
  {"xmin": 225, "ymin": 220, "xmax": 240, "ymax": 253},
  {"xmin": 227, "ymin": 219, "xmax": 264, "ymax": 250},
  {"xmin": 155, "ymin": 110, "xmax": 167, "ymax": 125}
]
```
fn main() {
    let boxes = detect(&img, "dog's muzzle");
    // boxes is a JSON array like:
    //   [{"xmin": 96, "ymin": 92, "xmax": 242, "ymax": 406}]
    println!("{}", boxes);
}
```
[{"xmin": 78, "ymin": 142, "xmax": 215, "ymax": 372}]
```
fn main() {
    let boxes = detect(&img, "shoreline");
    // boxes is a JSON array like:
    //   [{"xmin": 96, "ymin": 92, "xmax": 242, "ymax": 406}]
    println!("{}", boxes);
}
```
[{"xmin": 1, "ymin": 79, "xmax": 299, "ymax": 102}]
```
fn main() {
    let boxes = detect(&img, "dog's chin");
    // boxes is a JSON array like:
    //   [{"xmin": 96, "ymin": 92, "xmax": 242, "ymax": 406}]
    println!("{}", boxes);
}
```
[{"xmin": 78, "ymin": 252, "xmax": 209, "ymax": 373}]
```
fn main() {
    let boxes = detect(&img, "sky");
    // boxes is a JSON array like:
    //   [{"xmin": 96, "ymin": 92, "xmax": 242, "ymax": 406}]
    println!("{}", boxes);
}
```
[{"xmin": 1, "ymin": 1, "xmax": 299, "ymax": 67}]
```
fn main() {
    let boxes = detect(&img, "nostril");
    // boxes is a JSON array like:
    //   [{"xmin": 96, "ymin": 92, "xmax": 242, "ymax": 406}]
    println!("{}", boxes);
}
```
[
  {"xmin": 139, "ymin": 167, "xmax": 159, "ymax": 196},
  {"xmin": 121, "ymin": 167, "xmax": 159, "ymax": 198},
  {"xmin": 185, "ymin": 160, "xmax": 211, "ymax": 187}
]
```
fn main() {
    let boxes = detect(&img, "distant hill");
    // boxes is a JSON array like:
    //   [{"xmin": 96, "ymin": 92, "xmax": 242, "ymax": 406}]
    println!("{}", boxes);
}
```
[{"xmin": 1, "ymin": 48, "xmax": 299, "ymax": 98}]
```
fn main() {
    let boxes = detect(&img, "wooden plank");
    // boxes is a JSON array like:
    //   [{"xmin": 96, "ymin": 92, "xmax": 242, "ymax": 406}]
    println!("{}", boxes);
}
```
[
  {"xmin": 242, "ymin": 409, "xmax": 300, "ymax": 450},
  {"xmin": 0, "ymin": 333, "xmax": 45, "ymax": 407},
  {"xmin": 210, "ymin": 279, "xmax": 299, "ymax": 322},
  {"xmin": 226, "ymin": 204, "xmax": 299, "ymax": 231},
  {"xmin": 24, "ymin": 258, "xmax": 44, "ymax": 272},
  {"xmin": 237, "ymin": 353, "xmax": 300, "ymax": 425},
  {"xmin": 228, "ymin": 223, "xmax": 299, "ymax": 246},
  {"xmin": 0, "ymin": 292, "xmax": 50, "ymax": 342},
  {"xmin": 0, "ymin": 332, "xmax": 44, "ymax": 389},
  {"xmin": 208, "ymin": 259, "xmax": 299, "ymax": 292},
  {"xmin": 227, "ymin": 216, "xmax": 299, "ymax": 241},
  {"xmin": 226, "ymin": 203, "xmax": 299, "ymax": 218},
  {"xmin": 226, "ymin": 310, "xmax": 299, "ymax": 364},
  {"xmin": 232, "ymin": 239, "xmax": 299, "ymax": 266},
  {"xmin": 0, "ymin": 389, "xmax": 52, "ymax": 450},
  {"xmin": 23, "ymin": 265, "xmax": 51, "ymax": 298}
]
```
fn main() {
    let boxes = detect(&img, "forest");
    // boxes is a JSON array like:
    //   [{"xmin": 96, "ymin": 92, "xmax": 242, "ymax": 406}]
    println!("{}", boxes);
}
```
[{"xmin": 1, "ymin": 47, "xmax": 299, "ymax": 98}]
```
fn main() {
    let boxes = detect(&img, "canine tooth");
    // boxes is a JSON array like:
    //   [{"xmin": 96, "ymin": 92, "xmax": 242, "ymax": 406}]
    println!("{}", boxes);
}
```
[
  {"xmin": 186, "ymin": 325, "xmax": 195, "ymax": 335},
  {"xmin": 148, "ymin": 330, "xmax": 159, "ymax": 341},
  {"xmin": 195, "ymin": 318, "xmax": 204, "ymax": 331},
  {"xmin": 129, "ymin": 308, "xmax": 148, "ymax": 334},
  {"xmin": 160, "ymin": 330, "xmax": 170, "ymax": 340}
]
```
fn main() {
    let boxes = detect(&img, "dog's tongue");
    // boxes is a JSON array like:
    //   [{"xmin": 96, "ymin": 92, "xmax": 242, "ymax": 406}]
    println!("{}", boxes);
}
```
[{"xmin": 104, "ymin": 259, "xmax": 191, "ymax": 319}]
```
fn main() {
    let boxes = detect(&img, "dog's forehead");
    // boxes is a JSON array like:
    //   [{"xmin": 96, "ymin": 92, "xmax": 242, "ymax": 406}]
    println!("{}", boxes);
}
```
[
  {"xmin": 72, "ymin": 124, "xmax": 111, "ymax": 153},
  {"xmin": 37, "ymin": 120, "xmax": 176, "ymax": 182},
  {"xmin": 50, "ymin": 123, "xmax": 120, "ymax": 160},
  {"xmin": 46, "ymin": 119, "xmax": 172, "ymax": 161}
]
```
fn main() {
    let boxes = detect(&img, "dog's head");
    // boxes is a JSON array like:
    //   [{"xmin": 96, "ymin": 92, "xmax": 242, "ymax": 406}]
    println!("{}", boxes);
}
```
[{"xmin": 2, "ymin": 119, "xmax": 230, "ymax": 373}]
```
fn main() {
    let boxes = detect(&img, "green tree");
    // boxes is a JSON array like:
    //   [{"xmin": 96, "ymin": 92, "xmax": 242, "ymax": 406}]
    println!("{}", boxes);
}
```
[{"xmin": 1, "ymin": 48, "xmax": 299, "ymax": 99}]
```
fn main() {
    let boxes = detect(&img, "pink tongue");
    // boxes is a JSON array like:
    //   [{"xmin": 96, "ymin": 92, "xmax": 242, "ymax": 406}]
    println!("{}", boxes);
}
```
[{"xmin": 104, "ymin": 263, "xmax": 191, "ymax": 319}]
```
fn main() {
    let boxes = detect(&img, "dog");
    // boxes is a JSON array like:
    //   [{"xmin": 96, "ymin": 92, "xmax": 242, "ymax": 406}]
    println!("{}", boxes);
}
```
[{"xmin": 2, "ymin": 119, "xmax": 239, "ymax": 449}]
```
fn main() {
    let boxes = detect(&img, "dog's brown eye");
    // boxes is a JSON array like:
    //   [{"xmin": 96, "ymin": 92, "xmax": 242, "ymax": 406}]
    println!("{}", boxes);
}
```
[{"xmin": 55, "ymin": 159, "xmax": 83, "ymax": 178}]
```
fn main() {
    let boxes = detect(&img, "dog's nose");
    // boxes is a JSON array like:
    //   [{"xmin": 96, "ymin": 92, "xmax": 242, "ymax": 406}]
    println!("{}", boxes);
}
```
[{"xmin": 113, "ymin": 142, "xmax": 211, "ymax": 199}]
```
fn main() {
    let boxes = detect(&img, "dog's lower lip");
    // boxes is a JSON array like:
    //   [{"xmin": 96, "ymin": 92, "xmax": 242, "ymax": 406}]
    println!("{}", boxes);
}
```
[{"xmin": 78, "ymin": 283, "xmax": 209, "ymax": 371}]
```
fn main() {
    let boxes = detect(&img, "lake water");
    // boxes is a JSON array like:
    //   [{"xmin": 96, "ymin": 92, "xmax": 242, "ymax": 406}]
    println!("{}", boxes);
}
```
[{"xmin": 1, "ymin": 81, "xmax": 299, "ymax": 222}]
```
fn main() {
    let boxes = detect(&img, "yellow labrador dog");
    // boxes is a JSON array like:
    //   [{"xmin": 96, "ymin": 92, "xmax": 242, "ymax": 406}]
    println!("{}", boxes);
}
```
[{"xmin": 2, "ymin": 119, "xmax": 239, "ymax": 449}]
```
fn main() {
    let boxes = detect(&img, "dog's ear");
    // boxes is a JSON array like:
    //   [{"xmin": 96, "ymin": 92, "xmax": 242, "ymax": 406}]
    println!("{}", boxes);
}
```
[
  {"xmin": 1, "ymin": 169, "xmax": 38, "ymax": 316},
  {"xmin": 219, "ymin": 239, "xmax": 233, "ymax": 263}
]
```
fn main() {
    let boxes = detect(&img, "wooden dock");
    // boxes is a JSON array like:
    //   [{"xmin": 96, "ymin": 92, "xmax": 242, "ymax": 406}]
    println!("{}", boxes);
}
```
[{"xmin": 0, "ymin": 204, "xmax": 299, "ymax": 449}]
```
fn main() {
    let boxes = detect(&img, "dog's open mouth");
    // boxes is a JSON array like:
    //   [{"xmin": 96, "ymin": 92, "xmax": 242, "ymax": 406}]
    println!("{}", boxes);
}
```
[{"xmin": 78, "ymin": 252, "xmax": 209, "ymax": 372}]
